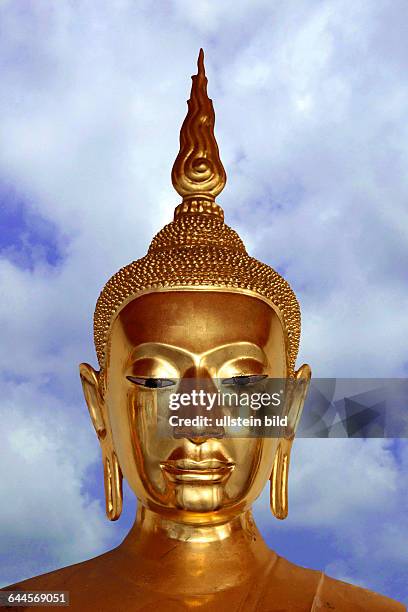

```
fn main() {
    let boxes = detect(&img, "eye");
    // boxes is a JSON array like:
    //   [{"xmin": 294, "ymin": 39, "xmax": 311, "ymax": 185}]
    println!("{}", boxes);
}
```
[
  {"xmin": 221, "ymin": 374, "xmax": 268, "ymax": 386},
  {"xmin": 126, "ymin": 376, "xmax": 176, "ymax": 389}
]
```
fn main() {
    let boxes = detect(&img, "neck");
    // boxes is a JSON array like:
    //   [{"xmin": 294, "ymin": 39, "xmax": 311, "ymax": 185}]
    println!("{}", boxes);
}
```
[{"xmin": 118, "ymin": 505, "xmax": 275, "ymax": 595}]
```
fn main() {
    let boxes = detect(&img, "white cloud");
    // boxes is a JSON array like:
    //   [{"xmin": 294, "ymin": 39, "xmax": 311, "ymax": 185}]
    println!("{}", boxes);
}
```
[
  {"xmin": 272, "ymin": 439, "xmax": 400, "ymax": 527},
  {"xmin": 0, "ymin": 0, "xmax": 407, "ymax": 602},
  {"xmin": 0, "ymin": 379, "xmax": 120, "ymax": 586}
]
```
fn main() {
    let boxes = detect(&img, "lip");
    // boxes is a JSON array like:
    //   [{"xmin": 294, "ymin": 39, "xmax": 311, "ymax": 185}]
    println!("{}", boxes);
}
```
[{"xmin": 160, "ymin": 459, "xmax": 235, "ymax": 484}]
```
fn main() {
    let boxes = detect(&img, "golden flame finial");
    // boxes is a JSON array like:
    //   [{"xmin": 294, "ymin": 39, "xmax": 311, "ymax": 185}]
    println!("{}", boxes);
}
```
[
  {"xmin": 94, "ymin": 50, "xmax": 301, "ymax": 376},
  {"xmin": 172, "ymin": 49, "xmax": 226, "ymax": 220}
]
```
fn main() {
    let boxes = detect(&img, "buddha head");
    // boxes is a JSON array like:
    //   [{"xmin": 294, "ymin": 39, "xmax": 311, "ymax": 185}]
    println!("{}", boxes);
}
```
[{"xmin": 79, "ymin": 50, "xmax": 311, "ymax": 527}]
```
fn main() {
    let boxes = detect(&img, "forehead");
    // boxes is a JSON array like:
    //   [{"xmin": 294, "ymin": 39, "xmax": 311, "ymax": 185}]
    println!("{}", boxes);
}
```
[{"xmin": 113, "ymin": 290, "xmax": 284, "ymax": 354}]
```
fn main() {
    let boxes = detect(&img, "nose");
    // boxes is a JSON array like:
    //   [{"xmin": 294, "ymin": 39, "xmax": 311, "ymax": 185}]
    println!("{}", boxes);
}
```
[{"xmin": 174, "ymin": 366, "xmax": 225, "ymax": 441}]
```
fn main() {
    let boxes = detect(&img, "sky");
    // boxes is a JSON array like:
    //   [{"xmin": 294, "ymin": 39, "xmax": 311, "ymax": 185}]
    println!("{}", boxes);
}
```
[{"xmin": 0, "ymin": 0, "xmax": 407, "ymax": 606}]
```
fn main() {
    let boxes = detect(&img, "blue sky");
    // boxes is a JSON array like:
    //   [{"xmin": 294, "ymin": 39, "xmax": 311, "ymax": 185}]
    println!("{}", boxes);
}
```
[{"xmin": 0, "ymin": 0, "xmax": 407, "ymax": 606}]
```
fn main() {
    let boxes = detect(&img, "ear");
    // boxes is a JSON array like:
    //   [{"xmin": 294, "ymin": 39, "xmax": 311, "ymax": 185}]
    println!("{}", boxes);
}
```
[
  {"xmin": 79, "ymin": 362, "xmax": 123, "ymax": 521},
  {"xmin": 287, "ymin": 363, "xmax": 311, "ymax": 434},
  {"xmin": 79, "ymin": 362, "xmax": 106, "ymax": 440},
  {"xmin": 270, "ymin": 364, "xmax": 311, "ymax": 520}
]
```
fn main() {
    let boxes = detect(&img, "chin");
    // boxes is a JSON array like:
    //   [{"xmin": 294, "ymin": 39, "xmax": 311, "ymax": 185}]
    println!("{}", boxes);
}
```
[{"xmin": 174, "ymin": 483, "xmax": 226, "ymax": 512}]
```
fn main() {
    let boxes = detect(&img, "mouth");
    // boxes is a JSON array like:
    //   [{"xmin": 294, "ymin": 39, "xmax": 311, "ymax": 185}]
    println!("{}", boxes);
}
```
[{"xmin": 160, "ymin": 458, "xmax": 235, "ymax": 484}]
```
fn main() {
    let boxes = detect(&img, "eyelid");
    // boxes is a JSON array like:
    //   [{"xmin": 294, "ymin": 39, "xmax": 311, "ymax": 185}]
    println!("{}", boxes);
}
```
[
  {"xmin": 221, "ymin": 374, "xmax": 268, "ymax": 386},
  {"xmin": 126, "ymin": 376, "xmax": 176, "ymax": 388}
]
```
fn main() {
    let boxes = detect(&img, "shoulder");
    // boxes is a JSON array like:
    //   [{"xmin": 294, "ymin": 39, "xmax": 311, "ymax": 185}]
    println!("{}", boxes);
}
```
[
  {"xmin": 318, "ymin": 573, "xmax": 406, "ymax": 611},
  {"xmin": 261, "ymin": 555, "xmax": 405, "ymax": 611},
  {"xmin": 3, "ymin": 552, "xmax": 111, "ymax": 591},
  {"xmin": 1, "ymin": 549, "xmax": 131, "ymax": 611}
]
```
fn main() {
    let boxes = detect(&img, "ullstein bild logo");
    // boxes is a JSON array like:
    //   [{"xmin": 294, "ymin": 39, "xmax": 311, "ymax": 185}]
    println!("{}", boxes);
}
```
[{"xmin": 168, "ymin": 412, "xmax": 287, "ymax": 429}]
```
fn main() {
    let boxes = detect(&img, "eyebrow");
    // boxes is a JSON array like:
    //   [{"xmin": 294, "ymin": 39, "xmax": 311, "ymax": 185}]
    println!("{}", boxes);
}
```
[{"xmin": 128, "ymin": 341, "xmax": 266, "ymax": 364}]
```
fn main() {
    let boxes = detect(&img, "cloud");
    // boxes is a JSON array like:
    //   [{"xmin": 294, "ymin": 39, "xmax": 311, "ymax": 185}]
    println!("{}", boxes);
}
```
[
  {"xmin": 288, "ymin": 439, "xmax": 399, "ymax": 527},
  {"xmin": 0, "ymin": 0, "xmax": 407, "ymax": 604},
  {"xmin": 0, "ymin": 378, "xmax": 122, "ymax": 586}
]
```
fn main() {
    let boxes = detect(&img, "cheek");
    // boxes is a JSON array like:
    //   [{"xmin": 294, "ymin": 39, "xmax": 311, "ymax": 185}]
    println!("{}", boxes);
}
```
[
  {"xmin": 107, "ymin": 385, "xmax": 179, "ymax": 497},
  {"xmin": 104, "ymin": 374, "xmax": 149, "ymax": 489},
  {"xmin": 105, "ymin": 384, "xmax": 139, "ymax": 487},
  {"xmin": 128, "ymin": 391, "xmax": 174, "ymax": 491},
  {"xmin": 224, "ymin": 438, "xmax": 277, "ymax": 500}
]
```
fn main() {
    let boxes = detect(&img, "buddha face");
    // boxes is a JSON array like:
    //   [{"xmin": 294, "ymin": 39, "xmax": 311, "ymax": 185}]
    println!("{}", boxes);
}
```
[{"xmin": 81, "ymin": 290, "xmax": 309, "ymax": 525}]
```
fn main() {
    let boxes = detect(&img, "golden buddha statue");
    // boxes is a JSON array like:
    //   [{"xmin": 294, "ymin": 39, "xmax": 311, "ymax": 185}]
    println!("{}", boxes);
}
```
[{"xmin": 6, "ymin": 50, "xmax": 404, "ymax": 611}]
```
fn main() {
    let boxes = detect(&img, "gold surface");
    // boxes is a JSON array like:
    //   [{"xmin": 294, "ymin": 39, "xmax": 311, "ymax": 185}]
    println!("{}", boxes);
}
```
[
  {"xmin": 171, "ymin": 48, "xmax": 226, "ymax": 208},
  {"xmin": 4, "ymin": 51, "xmax": 403, "ymax": 612},
  {"xmin": 91, "ymin": 291, "xmax": 306, "ymax": 523}
]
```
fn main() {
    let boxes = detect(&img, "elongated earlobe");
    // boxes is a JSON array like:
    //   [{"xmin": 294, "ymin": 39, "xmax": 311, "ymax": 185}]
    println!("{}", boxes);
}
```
[
  {"xmin": 270, "ymin": 437, "xmax": 293, "ymax": 520},
  {"xmin": 270, "ymin": 363, "xmax": 311, "ymax": 520},
  {"xmin": 103, "ymin": 448, "xmax": 123, "ymax": 521},
  {"xmin": 79, "ymin": 362, "xmax": 123, "ymax": 521}
]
